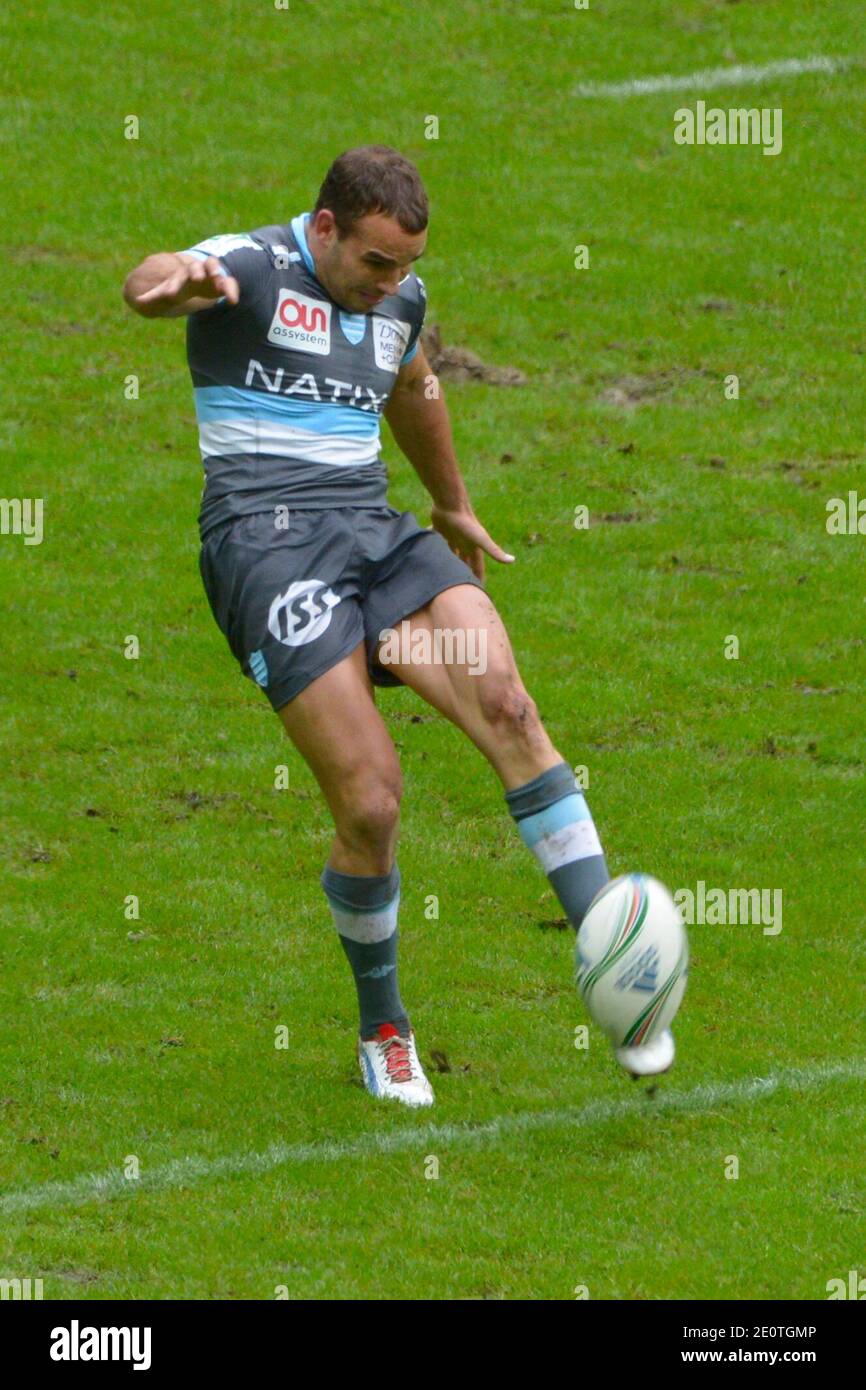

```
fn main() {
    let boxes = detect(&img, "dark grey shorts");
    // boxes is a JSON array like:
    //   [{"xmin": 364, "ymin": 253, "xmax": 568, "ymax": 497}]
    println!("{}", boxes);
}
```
[{"xmin": 199, "ymin": 506, "xmax": 485, "ymax": 711}]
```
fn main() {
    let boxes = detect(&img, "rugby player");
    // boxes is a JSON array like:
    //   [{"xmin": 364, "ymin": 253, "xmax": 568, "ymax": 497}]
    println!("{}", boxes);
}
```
[{"xmin": 122, "ymin": 145, "xmax": 647, "ymax": 1107}]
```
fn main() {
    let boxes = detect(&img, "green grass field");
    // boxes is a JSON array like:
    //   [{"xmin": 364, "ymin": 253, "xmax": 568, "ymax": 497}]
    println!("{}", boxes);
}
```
[{"xmin": 1, "ymin": 0, "xmax": 864, "ymax": 1300}]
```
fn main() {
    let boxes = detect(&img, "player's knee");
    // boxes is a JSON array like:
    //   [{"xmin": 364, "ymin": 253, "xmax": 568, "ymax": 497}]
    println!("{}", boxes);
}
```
[
  {"xmin": 335, "ymin": 772, "xmax": 402, "ymax": 848},
  {"xmin": 479, "ymin": 680, "xmax": 543, "ymax": 741}
]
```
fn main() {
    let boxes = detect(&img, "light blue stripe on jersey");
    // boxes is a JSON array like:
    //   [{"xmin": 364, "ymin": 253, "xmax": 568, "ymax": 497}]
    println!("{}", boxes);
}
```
[
  {"xmin": 339, "ymin": 311, "xmax": 366, "ymax": 345},
  {"xmin": 193, "ymin": 386, "xmax": 380, "ymax": 438},
  {"xmin": 516, "ymin": 793, "xmax": 593, "ymax": 849}
]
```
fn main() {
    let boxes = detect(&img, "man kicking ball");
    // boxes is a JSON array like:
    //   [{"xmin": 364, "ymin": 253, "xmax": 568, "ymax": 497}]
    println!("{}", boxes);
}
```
[{"xmin": 123, "ymin": 144, "xmax": 624, "ymax": 1107}]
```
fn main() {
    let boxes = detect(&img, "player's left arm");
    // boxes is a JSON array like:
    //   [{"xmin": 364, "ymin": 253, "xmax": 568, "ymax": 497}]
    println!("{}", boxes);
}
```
[{"xmin": 383, "ymin": 344, "xmax": 514, "ymax": 580}]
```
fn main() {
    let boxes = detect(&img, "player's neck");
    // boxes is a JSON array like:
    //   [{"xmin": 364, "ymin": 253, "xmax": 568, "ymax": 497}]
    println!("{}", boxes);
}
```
[{"xmin": 304, "ymin": 218, "xmax": 330, "ymax": 291}]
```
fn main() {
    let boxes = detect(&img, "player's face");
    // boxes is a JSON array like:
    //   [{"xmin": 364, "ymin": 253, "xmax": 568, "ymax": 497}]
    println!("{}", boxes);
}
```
[{"xmin": 309, "ymin": 210, "xmax": 427, "ymax": 313}]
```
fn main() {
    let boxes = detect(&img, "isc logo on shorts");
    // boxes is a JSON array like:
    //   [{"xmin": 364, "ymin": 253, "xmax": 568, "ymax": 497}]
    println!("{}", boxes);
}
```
[
  {"xmin": 372, "ymin": 315, "xmax": 411, "ymax": 373},
  {"xmin": 267, "ymin": 290, "xmax": 332, "ymax": 355},
  {"xmin": 268, "ymin": 580, "xmax": 341, "ymax": 646}
]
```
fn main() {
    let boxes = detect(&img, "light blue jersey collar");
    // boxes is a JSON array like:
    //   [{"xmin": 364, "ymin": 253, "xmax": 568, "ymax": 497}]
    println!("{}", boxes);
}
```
[{"xmin": 290, "ymin": 211, "xmax": 316, "ymax": 275}]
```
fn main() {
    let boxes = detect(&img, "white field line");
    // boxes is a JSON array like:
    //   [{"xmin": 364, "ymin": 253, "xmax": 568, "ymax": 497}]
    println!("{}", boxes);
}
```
[
  {"xmin": 1, "ymin": 1059, "xmax": 863, "ymax": 1217},
  {"xmin": 573, "ymin": 55, "xmax": 851, "ymax": 99}
]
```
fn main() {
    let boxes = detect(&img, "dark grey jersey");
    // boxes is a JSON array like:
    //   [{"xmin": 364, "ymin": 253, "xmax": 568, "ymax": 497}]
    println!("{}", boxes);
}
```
[{"xmin": 180, "ymin": 212, "xmax": 427, "ymax": 538}]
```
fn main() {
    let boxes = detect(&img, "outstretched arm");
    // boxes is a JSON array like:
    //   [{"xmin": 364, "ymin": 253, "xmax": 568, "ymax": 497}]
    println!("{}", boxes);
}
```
[{"xmin": 122, "ymin": 253, "xmax": 240, "ymax": 318}]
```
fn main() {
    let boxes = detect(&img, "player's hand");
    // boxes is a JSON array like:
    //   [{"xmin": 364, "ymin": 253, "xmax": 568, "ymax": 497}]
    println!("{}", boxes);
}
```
[
  {"xmin": 135, "ymin": 255, "xmax": 240, "ymax": 311},
  {"xmin": 430, "ymin": 502, "xmax": 515, "ymax": 583}
]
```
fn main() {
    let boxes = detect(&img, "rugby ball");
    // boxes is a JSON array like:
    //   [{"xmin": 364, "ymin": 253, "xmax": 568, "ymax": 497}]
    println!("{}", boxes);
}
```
[{"xmin": 576, "ymin": 873, "xmax": 688, "ymax": 1054}]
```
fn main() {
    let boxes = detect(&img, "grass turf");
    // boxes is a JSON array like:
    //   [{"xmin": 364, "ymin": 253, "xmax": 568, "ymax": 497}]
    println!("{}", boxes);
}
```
[{"xmin": 0, "ymin": 0, "xmax": 864, "ymax": 1299}]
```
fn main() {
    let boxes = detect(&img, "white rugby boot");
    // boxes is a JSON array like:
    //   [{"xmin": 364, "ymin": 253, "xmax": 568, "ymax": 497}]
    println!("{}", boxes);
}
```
[
  {"xmin": 358, "ymin": 1023, "xmax": 434, "ymax": 1107},
  {"xmin": 615, "ymin": 1027, "xmax": 675, "ymax": 1078}
]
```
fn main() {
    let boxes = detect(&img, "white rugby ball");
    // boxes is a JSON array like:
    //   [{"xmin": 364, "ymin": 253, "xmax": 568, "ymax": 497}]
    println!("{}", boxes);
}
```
[{"xmin": 576, "ymin": 873, "xmax": 689, "ymax": 1049}]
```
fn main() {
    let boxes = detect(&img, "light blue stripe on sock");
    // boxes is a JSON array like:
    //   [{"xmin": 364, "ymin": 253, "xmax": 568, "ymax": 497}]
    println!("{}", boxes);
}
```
[{"xmin": 517, "ymin": 793, "xmax": 592, "ymax": 849}]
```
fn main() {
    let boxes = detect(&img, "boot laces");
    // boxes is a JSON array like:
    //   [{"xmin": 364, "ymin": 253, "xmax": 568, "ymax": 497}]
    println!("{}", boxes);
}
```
[{"xmin": 378, "ymin": 1032, "xmax": 414, "ymax": 1084}]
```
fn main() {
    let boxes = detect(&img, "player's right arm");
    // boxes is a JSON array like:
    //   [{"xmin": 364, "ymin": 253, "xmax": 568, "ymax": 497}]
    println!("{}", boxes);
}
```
[{"xmin": 122, "ymin": 252, "xmax": 240, "ymax": 318}]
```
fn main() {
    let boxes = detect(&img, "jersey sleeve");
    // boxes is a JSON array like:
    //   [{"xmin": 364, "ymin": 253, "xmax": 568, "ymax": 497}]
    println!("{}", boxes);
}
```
[
  {"xmin": 177, "ymin": 233, "xmax": 271, "ymax": 310},
  {"xmin": 399, "ymin": 272, "xmax": 427, "ymax": 365}
]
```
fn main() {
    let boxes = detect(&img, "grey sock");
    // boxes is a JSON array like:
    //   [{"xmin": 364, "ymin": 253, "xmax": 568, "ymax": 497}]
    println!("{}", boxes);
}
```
[
  {"xmin": 505, "ymin": 761, "xmax": 610, "ymax": 931},
  {"xmin": 320, "ymin": 863, "xmax": 410, "ymax": 1039}
]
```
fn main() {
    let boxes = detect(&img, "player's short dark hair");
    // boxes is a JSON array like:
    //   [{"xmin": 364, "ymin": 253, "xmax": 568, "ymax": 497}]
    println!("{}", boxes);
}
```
[{"xmin": 312, "ymin": 146, "xmax": 428, "ymax": 237}]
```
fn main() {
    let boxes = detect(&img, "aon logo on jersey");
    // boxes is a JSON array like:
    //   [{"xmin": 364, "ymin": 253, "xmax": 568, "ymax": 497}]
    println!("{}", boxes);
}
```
[{"xmin": 267, "ymin": 290, "xmax": 332, "ymax": 355}]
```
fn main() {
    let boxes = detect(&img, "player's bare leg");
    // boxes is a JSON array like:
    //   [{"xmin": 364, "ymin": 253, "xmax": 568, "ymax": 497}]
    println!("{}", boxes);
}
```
[
  {"xmin": 376, "ymin": 585, "xmax": 560, "ymax": 789},
  {"xmin": 277, "ymin": 641, "xmax": 401, "ymax": 876},
  {"xmin": 277, "ymin": 642, "xmax": 432, "ymax": 1106},
  {"xmin": 375, "ymin": 583, "xmax": 610, "ymax": 932}
]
